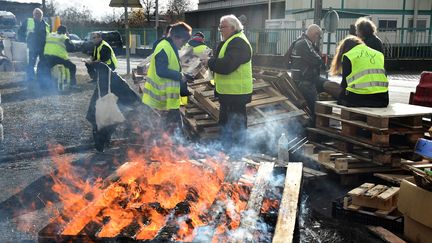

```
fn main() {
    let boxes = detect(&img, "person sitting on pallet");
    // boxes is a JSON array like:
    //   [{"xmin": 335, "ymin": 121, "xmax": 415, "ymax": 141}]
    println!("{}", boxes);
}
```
[
  {"xmin": 329, "ymin": 35, "xmax": 389, "ymax": 107},
  {"xmin": 39, "ymin": 25, "xmax": 77, "ymax": 88}
]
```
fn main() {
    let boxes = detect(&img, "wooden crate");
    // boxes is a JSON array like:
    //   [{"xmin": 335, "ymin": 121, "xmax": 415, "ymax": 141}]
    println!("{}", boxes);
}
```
[
  {"xmin": 315, "ymin": 101, "xmax": 431, "ymax": 147},
  {"xmin": 344, "ymin": 183, "xmax": 399, "ymax": 214}
]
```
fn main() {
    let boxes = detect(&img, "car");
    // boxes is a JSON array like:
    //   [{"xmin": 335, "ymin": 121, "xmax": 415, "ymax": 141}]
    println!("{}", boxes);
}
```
[
  {"xmin": 68, "ymin": 33, "xmax": 84, "ymax": 52},
  {"xmin": 81, "ymin": 31, "xmax": 123, "ymax": 55}
]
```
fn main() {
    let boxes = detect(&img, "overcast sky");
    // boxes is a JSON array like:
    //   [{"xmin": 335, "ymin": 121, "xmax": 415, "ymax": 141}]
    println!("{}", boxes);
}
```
[{"xmin": 8, "ymin": 0, "xmax": 199, "ymax": 19}]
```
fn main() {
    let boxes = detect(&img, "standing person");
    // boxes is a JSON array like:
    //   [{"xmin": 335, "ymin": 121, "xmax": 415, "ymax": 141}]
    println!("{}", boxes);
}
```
[
  {"xmin": 85, "ymin": 32, "xmax": 118, "ymax": 82},
  {"xmin": 18, "ymin": 8, "xmax": 50, "ymax": 82},
  {"xmin": 204, "ymin": 14, "xmax": 253, "ymax": 152},
  {"xmin": 184, "ymin": 32, "xmax": 210, "ymax": 55},
  {"xmin": 142, "ymin": 22, "xmax": 192, "ymax": 133},
  {"xmin": 355, "ymin": 17, "xmax": 384, "ymax": 53},
  {"xmin": 286, "ymin": 24, "xmax": 340, "ymax": 113},
  {"xmin": 40, "ymin": 25, "xmax": 77, "ymax": 86},
  {"xmin": 329, "ymin": 36, "xmax": 389, "ymax": 107}
]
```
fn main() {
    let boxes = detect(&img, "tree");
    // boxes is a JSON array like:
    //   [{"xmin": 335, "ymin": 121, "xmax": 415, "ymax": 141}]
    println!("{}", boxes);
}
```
[
  {"xmin": 128, "ymin": 9, "xmax": 146, "ymax": 27},
  {"xmin": 141, "ymin": 0, "xmax": 155, "ymax": 23},
  {"xmin": 45, "ymin": 0, "xmax": 58, "ymax": 17},
  {"xmin": 165, "ymin": 0, "xmax": 192, "ymax": 23}
]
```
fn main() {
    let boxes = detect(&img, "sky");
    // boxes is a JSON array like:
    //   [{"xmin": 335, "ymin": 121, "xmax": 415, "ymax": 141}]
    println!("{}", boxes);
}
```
[{"xmin": 8, "ymin": 0, "xmax": 199, "ymax": 19}]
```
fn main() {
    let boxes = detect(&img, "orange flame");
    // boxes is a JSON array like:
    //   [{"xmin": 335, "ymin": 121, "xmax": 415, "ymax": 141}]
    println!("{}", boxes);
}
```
[{"xmin": 48, "ymin": 138, "xmax": 257, "ymax": 241}]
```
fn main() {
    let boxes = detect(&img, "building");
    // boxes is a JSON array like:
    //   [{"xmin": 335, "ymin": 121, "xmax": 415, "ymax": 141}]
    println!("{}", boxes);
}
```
[
  {"xmin": 0, "ymin": 0, "xmax": 41, "ymax": 24},
  {"xmin": 185, "ymin": 0, "xmax": 286, "ymax": 29}
]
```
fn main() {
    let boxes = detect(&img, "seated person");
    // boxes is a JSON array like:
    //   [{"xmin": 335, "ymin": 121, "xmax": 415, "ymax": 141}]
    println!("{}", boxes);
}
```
[
  {"xmin": 329, "ymin": 36, "xmax": 389, "ymax": 107},
  {"xmin": 39, "ymin": 25, "xmax": 76, "ymax": 86},
  {"xmin": 85, "ymin": 32, "xmax": 118, "ymax": 82}
]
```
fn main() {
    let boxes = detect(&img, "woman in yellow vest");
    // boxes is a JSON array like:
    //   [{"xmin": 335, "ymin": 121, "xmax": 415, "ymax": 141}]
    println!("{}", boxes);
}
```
[
  {"xmin": 142, "ymin": 22, "xmax": 192, "ymax": 132},
  {"xmin": 205, "ymin": 15, "xmax": 253, "ymax": 152},
  {"xmin": 329, "ymin": 36, "xmax": 389, "ymax": 107}
]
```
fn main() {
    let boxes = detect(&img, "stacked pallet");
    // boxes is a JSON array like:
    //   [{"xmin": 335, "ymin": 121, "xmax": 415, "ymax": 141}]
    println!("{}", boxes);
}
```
[
  {"xmin": 181, "ymin": 77, "xmax": 305, "ymax": 140},
  {"xmin": 308, "ymin": 101, "xmax": 432, "ymax": 177}
]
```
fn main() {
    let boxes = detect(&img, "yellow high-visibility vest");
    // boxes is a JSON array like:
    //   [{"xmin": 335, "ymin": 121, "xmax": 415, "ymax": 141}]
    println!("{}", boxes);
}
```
[
  {"xmin": 93, "ymin": 40, "xmax": 118, "ymax": 69},
  {"xmin": 214, "ymin": 31, "xmax": 253, "ymax": 95},
  {"xmin": 142, "ymin": 39, "xmax": 181, "ymax": 110},
  {"xmin": 44, "ymin": 33, "xmax": 68, "ymax": 60},
  {"xmin": 343, "ymin": 44, "xmax": 388, "ymax": 95}
]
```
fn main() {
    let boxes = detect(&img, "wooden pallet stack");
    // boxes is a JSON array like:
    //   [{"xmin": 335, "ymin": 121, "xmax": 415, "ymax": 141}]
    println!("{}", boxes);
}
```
[
  {"xmin": 181, "ymin": 76, "xmax": 306, "ymax": 140},
  {"xmin": 308, "ymin": 101, "xmax": 432, "ymax": 177}
]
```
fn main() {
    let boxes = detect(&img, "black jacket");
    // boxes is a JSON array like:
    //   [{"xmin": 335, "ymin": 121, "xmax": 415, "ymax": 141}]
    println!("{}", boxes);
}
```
[
  {"xmin": 289, "ymin": 34, "xmax": 323, "ymax": 82},
  {"xmin": 337, "ymin": 56, "xmax": 389, "ymax": 107},
  {"xmin": 92, "ymin": 42, "xmax": 115, "ymax": 69},
  {"xmin": 363, "ymin": 35, "xmax": 384, "ymax": 54},
  {"xmin": 208, "ymin": 31, "xmax": 252, "ymax": 104},
  {"xmin": 18, "ymin": 18, "xmax": 49, "ymax": 51}
]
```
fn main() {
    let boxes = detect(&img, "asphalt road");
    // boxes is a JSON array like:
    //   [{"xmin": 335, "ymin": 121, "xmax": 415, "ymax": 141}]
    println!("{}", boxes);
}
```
[{"xmin": 0, "ymin": 53, "xmax": 424, "ymax": 242}]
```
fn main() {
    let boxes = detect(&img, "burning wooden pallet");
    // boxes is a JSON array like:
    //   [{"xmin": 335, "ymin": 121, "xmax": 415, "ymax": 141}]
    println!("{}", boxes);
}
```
[{"xmin": 39, "ymin": 155, "xmax": 303, "ymax": 242}]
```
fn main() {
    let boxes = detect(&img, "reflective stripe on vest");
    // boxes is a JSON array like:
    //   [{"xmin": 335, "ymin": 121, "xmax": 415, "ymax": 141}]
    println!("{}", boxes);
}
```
[
  {"xmin": 44, "ymin": 33, "xmax": 68, "ymax": 60},
  {"xmin": 343, "ymin": 44, "xmax": 388, "ymax": 95},
  {"xmin": 142, "ymin": 39, "xmax": 180, "ymax": 110},
  {"xmin": 215, "ymin": 31, "xmax": 253, "ymax": 95},
  {"xmin": 94, "ymin": 40, "xmax": 118, "ymax": 69}
]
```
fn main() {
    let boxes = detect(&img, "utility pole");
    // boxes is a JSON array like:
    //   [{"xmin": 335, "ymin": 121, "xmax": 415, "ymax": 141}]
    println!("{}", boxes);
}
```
[
  {"xmin": 314, "ymin": 0, "xmax": 322, "ymax": 25},
  {"xmin": 42, "ymin": 0, "xmax": 46, "ymax": 15},
  {"xmin": 155, "ymin": 0, "xmax": 159, "ymax": 39},
  {"xmin": 268, "ymin": 0, "xmax": 271, "ymax": 20},
  {"xmin": 124, "ymin": 0, "xmax": 130, "ymax": 75}
]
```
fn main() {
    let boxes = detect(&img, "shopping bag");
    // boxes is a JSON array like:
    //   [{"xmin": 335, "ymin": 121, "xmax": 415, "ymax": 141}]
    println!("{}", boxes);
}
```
[{"xmin": 95, "ymin": 69, "xmax": 125, "ymax": 130}]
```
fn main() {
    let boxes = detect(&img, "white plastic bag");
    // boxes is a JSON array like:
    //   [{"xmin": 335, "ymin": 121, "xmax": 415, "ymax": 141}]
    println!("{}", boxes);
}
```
[{"xmin": 95, "ymin": 69, "xmax": 125, "ymax": 130}]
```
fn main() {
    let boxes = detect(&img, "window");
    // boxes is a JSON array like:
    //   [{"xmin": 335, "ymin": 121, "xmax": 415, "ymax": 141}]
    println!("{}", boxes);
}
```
[
  {"xmin": 378, "ymin": 20, "xmax": 397, "ymax": 32},
  {"xmin": 408, "ymin": 19, "xmax": 427, "ymax": 32}
]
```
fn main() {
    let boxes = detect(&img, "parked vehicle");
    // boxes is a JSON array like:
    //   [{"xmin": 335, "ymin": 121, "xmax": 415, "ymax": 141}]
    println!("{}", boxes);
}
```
[
  {"xmin": 0, "ymin": 11, "xmax": 17, "ymax": 40},
  {"xmin": 68, "ymin": 33, "xmax": 84, "ymax": 52},
  {"xmin": 81, "ymin": 31, "xmax": 123, "ymax": 54}
]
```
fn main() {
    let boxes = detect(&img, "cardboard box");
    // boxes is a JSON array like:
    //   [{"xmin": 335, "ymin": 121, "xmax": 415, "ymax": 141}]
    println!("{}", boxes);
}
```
[
  {"xmin": 404, "ymin": 216, "xmax": 432, "ymax": 243},
  {"xmin": 398, "ymin": 179, "xmax": 432, "ymax": 228},
  {"xmin": 398, "ymin": 179, "xmax": 432, "ymax": 242}
]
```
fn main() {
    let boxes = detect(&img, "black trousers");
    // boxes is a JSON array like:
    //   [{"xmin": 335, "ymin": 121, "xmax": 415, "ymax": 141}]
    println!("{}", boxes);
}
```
[
  {"xmin": 218, "ymin": 98, "xmax": 248, "ymax": 151},
  {"xmin": 43, "ymin": 55, "xmax": 77, "ymax": 85},
  {"xmin": 27, "ymin": 48, "xmax": 44, "ymax": 81}
]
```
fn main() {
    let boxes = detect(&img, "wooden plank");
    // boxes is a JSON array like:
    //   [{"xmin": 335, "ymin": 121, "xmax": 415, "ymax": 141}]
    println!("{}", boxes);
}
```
[
  {"xmin": 377, "ymin": 187, "xmax": 399, "ymax": 201},
  {"xmin": 367, "ymin": 226, "xmax": 406, "ymax": 243},
  {"xmin": 239, "ymin": 162, "xmax": 274, "ymax": 241},
  {"xmin": 315, "ymin": 112, "xmax": 388, "ymax": 132},
  {"xmin": 316, "ymin": 101, "xmax": 432, "ymax": 118},
  {"xmin": 273, "ymin": 162, "xmax": 303, "ymax": 243},
  {"xmin": 348, "ymin": 183, "xmax": 375, "ymax": 196},
  {"xmin": 364, "ymin": 185, "xmax": 388, "ymax": 198},
  {"xmin": 246, "ymin": 96, "xmax": 288, "ymax": 108},
  {"xmin": 373, "ymin": 173, "xmax": 413, "ymax": 185}
]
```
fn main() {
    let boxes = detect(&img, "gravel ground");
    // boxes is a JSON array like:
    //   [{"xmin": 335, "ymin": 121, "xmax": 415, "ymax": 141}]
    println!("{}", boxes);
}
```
[{"xmin": 0, "ymin": 72, "xmax": 94, "ymax": 158}]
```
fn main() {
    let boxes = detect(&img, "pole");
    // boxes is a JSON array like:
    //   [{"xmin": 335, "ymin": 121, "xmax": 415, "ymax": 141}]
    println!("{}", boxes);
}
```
[
  {"xmin": 155, "ymin": 0, "xmax": 159, "ymax": 40},
  {"xmin": 314, "ymin": 0, "xmax": 322, "ymax": 25},
  {"xmin": 268, "ymin": 0, "xmax": 271, "ymax": 20},
  {"xmin": 124, "ymin": 0, "xmax": 130, "ymax": 75},
  {"xmin": 326, "ymin": 32, "xmax": 331, "ymax": 79},
  {"xmin": 42, "ymin": 0, "xmax": 46, "ymax": 16}
]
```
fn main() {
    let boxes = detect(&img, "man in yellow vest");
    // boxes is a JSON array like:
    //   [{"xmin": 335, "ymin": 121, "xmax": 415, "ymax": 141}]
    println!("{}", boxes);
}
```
[
  {"xmin": 85, "ymin": 32, "xmax": 118, "ymax": 82},
  {"xmin": 40, "ymin": 25, "xmax": 76, "ymax": 86},
  {"xmin": 204, "ymin": 15, "xmax": 253, "ymax": 152},
  {"xmin": 18, "ymin": 8, "xmax": 50, "ymax": 82},
  {"xmin": 184, "ymin": 32, "xmax": 210, "ymax": 56},
  {"xmin": 142, "ymin": 22, "xmax": 192, "ymax": 132}
]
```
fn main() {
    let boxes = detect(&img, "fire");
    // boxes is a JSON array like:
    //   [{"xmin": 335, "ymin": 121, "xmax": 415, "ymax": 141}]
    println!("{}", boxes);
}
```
[{"xmin": 46, "ymin": 137, "xmax": 259, "ymax": 241}]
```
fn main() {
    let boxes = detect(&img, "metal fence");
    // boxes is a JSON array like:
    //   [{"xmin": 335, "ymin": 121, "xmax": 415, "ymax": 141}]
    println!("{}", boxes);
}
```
[{"xmin": 69, "ymin": 26, "xmax": 432, "ymax": 59}]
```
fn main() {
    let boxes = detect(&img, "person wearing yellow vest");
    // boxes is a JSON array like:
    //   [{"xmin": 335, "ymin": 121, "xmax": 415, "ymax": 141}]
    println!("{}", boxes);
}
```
[
  {"xmin": 184, "ymin": 32, "xmax": 210, "ymax": 56},
  {"xmin": 18, "ymin": 8, "xmax": 50, "ymax": 82},
  {"xmin": 329, "ymin": 35, "xmax": 389, "ymax": 107},
  {"xmin": 40, "ymin": 25, "xmax": 77, "ymax": 86},
  {"xmin": 142, "ymin": 22, "xmax": 192, "ymax": 132},
  {"xmin": 204, "ymin": 15, "xmax": 253, "ymax": 152},
  {"xmin": 85, "ymin": 32, "xmax": 118, "ymax": 82}
]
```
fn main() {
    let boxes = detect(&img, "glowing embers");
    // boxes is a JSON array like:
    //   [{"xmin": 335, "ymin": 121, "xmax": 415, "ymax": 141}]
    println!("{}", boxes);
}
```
[{"xmin": 38, "ymin": 145, "xmax": 283, "ymax": 242}]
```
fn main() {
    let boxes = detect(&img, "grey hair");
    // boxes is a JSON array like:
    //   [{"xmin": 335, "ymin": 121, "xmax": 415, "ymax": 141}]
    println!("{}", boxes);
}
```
[
  {"xmin": 220, "ymin": 14, "xmax": 244, "ymax": 32},
  {"xmin": 33, "ymin": 8, "xmax": 43, "ymax": 15},
  {"xmin": 306, "ymin": 24, "xmax": 322, "ymax": 36}
]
